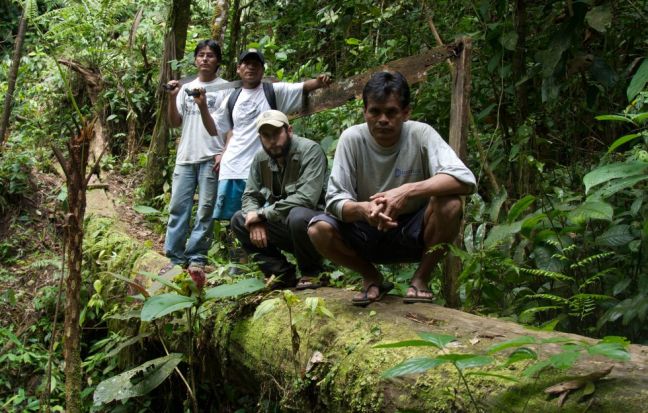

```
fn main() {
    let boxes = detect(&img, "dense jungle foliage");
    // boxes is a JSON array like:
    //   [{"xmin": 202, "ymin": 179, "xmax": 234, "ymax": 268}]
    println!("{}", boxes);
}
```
[{"xmin": 0, "ymin": 0, "xmax": 647, "ymax": 411}]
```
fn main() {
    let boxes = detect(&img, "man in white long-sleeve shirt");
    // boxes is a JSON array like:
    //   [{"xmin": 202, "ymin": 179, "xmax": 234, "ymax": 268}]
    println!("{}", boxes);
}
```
[{"xmin": 308, "ymin": 71, "xmax": 476, "ymax": 306}]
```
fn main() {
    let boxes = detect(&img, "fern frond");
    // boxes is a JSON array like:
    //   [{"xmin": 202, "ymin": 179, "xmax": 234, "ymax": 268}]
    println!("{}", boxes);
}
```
[
  {"xmin": 580, "ymin": 268, "xmax": 615, "ymax": 290},
  {"xmin": 519, "ymin": 267, "xmax": 573, "ymax": 282},
  {"xmin": 29, "ymin": 258, "xmax": 63, "ymax": 270},
  {"xmin": 570, "ymin": 252, "xmax": 614, "ymax": 270},
  {"xmin": 526, "ymin": 294, "xmax": 569, "ymax": 305}
]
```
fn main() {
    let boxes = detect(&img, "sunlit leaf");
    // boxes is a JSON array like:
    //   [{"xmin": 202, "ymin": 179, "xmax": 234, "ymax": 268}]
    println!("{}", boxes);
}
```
[
  {"xmin": 253, "ymin": 297, "xmax": 280, "ymax": 321},
  {"xmin": 607, "ymin": 133, "xmax": 641, "ymax": 153},
  {"xmin": 507, "ymin": 195, "xmax": 536, "ymax": 223},
  {"xmin": 140, "ymin": 294, "xmax": 195, "ymax": 321},
  {"xmin": 381, "ymin": 357, "xmax": 446, "ymax": 378},
  {"xmin": 587, "ymin": 343, "xmax": 630, "ymax": 361},
  {"xmin": 505, "ymin": 347, "xmax": 538, "ymax": 365},
  {"xmin": 583, "ymin": 162, "xmax": 648, "ymax": 194},
  {"xmin": 627, "ymin": 58, "xmax": 648, "ymax": 101},
  {"xmin": 487, "ymin": 336, "xmax": 536, "ymax": 354},
  {"xmin": 93, "ymin": 353, "xmax": 183, "ymax": 405},
  {"xmin": 133, "ymin": 205, "xmax": 160, "ymax": 215},
  {"xmin": 417, "ymin": 332, "xmax": 456, "ymax": 349},
  {"xmin": 204, "ymin": 278, "xmax": 265, "ymax": 300}
]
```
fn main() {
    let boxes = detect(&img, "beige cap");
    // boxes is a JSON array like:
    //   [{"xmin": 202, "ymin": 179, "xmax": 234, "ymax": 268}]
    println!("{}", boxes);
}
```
[{"xmin": 256, "ymin": 110, "xmax": 289, "ymax": 131}]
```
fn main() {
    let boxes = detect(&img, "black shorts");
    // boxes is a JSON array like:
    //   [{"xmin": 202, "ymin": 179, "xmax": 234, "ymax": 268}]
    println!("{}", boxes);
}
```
[{"xmin": 309, "ymin": 208, "xmax": 425, "ymax": 264}]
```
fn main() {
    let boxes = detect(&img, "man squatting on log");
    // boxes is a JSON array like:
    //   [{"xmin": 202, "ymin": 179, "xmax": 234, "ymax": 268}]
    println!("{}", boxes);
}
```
[
  {"xmin": 230, "ymin": 110, "xmax": 328, "ymax": 289},
  {"xmin": 308, "ymin": 71, "xmax": 477, "ymax": 306}
]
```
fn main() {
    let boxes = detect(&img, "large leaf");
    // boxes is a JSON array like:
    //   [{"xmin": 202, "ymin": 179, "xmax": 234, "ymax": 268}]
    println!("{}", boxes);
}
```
[
  {"xmin": 417, "ymin": 332, "xmax": 456, "ymax": 349},
  {"xmin": 381, "ymin": 357, "xmax": 446, "ymax": 378},
  {"xmin": 607, "ymin": 133, "xmax": 641, "ymax": 153},
  {"xmin": 585, "ymin": 5, "xmax": 611, "ymax": 32},
  {"xmin": 583, "ymin": 161, "xmax": 648, "ymax": 194},
  {"xmin": 596, "ymin": 225, "xmax": 635, "ymax": 247},
  {"xmin": 437, "ymin": 354, "xmax": 493, "ymax": 370},
  {"xmin": 93, "ymin": 353, "xmax": 183, "ymax": 405},
  {"xmin": 588, "ymin": 175, "xmax": 648, "ymax": 200},
  {"xmin": 507, "ymin": 195, "xmax": 536, "ymax": 223},
  {"xmin": 252, "ymin": 297, "xmax": 280, "ymax": 321},
  {"xmin": 505, "ymin": 347, "xmax": 538, "ymax": 366},
  {"xmin": 487, "ymin": 336, "xmax": 537, "ymax": 354},
  {"xmin": 499, "ymin": 31, "xmax": 518, "ymax": 51},
  {"xmin": 627, "ymin": 58, "xmax": 648, "ymax": 102},
  {"xmin": 567, "ymin": 201, "xmax": 613, "ymax": 224},
  {"xmin": 140, "ymin": 293, "xmax": 195, "ymax": 321},
  {"xmin": 204, "ymin": 277, "xmax": 265, "ymax": 300},
  {"xmin": 484, "ymin": 221, "xmax": 523, "ymax": 248},
  {"xmin": 587, "ymin": 342, "xmax": 630, "ymax": 361}
]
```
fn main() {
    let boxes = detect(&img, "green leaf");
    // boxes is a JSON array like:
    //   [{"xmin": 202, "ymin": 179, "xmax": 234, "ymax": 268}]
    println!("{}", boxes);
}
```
[
  {"xmin": 489, "ymin": 188, "xmax": 508, "ymax": 222},
  {"xmin": 499, "ymin": 31, "xmax": 518, "ymax": 51},
  {"xmin": 417, "ymin": 332, "xmax": 456, "ymax": 349},
  {"xmin": 588, "ymin": 175, "xmax": 648, "ymax": 200},
  {"xmin": 585, "ymin": 5, "xmax": 611, "ymax": 33},
  {"xmin": 465, "ymin": 371, "xmax": 519, "ymax": 382},
  {"xmin": 104, "ymin": 333, "xmax": 152, "ymax": 358},
  {"xmin": 375, "ymin": 340, "xmax": 439, "ymax": 349},
  {"xmin": 507, "ymin": 195, "xmax": 536, "ymax": 223},
  {"xmin": 505, "ymin": 347, "xmax": 538, "ymax": 365},
  {"xmin": 93, "ymin": 353, "xmax": 183, "ymax": 405},
  {"xmin": 627, "ymin": 58, "xmax": 648, "ymax": 101},
  {"xmin": 252, "ymin": 297, "xmax": 280, "ymax": 321},
  {"xmin": 587, "ymin": 343, "xmax": 630, "ymax": 361},
  {"xmin": 487, "ymin": 336, "xmax": 537, "ymax": 354},
  {"xmin": 345, "ymin": 37, "xmax": 361, "ymax": 45},
  {"xmin": 204, "ymin": 278, "xmax": 265, "ymax": 300},
  {"xmin": 583, "ymin": 162, "xmax": 648, "ymax": 194},
  {"xmin": 438, "ymin": 354, "xmax": 493, "ymax": 370},
  {"xmin": 381, "ymin": 357, "xmax": 446, "ymax": 378},
  {"xmin": 138, "ymin": 271, "xmax": 183, "ymax": 294},
  {"xmin": 140, "ymin": 294, "xmax": 195, "ymax": 321},
  {"xmin": 607, "ymin": 133, "xmax": 641, "ymax": 153},
  {"xmin": 594, "ymin": 114, "xmax": 635, "ymax": 124},
  {"xmin": 522, "ymin": 358, "xmax": 552, "ymax": 377},
  {"xmin": 596, "ymin": 225, "xmax": 634, "ymax": 247},
  {"xmin": 133, "ymin": 205, "xmax": 161, "ymax": 215},
  {"xmin": 548, "ymin": 350, "xmax": 581, "ymax": 370},
  {"xmin": 567, "ymin": 201, "xmax": 613, "ymax": 224},
  {"xmin": 484, "ymin": 221, "xmax": 523, "ymax": 248}
]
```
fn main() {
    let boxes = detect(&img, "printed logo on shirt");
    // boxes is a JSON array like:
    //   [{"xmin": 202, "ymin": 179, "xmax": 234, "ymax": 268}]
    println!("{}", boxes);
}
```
[
  {"xmin": 234, "ymin": 98, "xmax": 261, "ymax": 127},
  {"xmin": 183, "ymin": 94, "xmax": 220, "ymax": 115},
  {"xmin": 394, "ymin": 168, "xmax": 422, "ymax": 178}
]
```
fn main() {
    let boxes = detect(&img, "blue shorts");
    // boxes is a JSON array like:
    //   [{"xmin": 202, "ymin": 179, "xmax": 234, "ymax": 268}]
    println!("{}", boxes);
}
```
[
  {"xmin": 309, "ymin": 208, "xmax": 426, "ymax": 263},
  {"xmin": 213, "ymin": 179, "xmax": 246, "ymax": 220}
]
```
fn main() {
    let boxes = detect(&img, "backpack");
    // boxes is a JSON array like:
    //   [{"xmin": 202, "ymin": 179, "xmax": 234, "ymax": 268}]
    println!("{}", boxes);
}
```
[{"xmin": 227, "ymin": 82, "xmax": 277, "ymax": 126}]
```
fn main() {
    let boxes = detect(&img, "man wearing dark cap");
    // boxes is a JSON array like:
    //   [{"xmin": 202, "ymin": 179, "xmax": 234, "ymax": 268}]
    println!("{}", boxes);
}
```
[
  {"xmin": 212, "ymin": 49, "xmax": 331, "ymax": 221},
  {"xmin": 230, "ymin": 110, "xmax": 328, "ymax": 289}
]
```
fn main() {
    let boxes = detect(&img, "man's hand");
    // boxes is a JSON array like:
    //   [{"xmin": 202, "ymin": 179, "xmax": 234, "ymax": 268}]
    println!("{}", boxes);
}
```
[
  {"xmin": 247, "ymin": 222, "xmax": 268, "ymax": 248},
  {"xmin": 364, "ymin": 200, "xmax": 397, "ymax": 231},
  {"xmin": 370, "ymin": 184, "xmax": 410, "ymax": 221},
  {"xmin": 213, "ymin": 153, "xmax": 222, "ymax": 174},
  {"xmin": 193, "ymin": 88, "xmax": 207, "ymax": 107},
  {"xmin": 316, "ymin": 73, "xmax": 332, "ymax": 88},
  {"xmin": 165, "ymin": 80, "xmax": 180, "ymax": 96}
]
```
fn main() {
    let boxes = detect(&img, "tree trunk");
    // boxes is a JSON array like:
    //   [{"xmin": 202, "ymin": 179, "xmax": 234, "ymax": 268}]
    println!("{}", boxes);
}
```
[
  {"xmin": 226, "ymin": 0, "xmax": 242, "ymax": 79},
  {"xmin": 53, "ymin": 120, "xmax": 94, "ymax": 413},
  {"xmin": 211, "ymin": 0, "xmax": 229, "ymax": 47},
  {"xmin": 141, "ymin": 0, "xmax": 192, "ymax": 201},
  {"xmin": 0, "ymin": 6, "xmax": 28, "ymax": 149}
]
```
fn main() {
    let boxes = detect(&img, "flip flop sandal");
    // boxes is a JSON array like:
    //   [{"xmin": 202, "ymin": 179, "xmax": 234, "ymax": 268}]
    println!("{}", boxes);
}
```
[
  {"xmin": 352, "ymin": 281, "xmax": 394, "ymax": 307},
  {"xmin": 295, "ymin": 277, "xmax": 322, "ymax": 291},
  {"xmin": 403, "ymin": 284, "xmax": 434, "ymax": 304}
]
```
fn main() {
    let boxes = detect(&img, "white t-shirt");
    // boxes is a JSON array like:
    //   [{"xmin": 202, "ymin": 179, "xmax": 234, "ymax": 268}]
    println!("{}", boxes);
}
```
[
  {"xmin": 174, "ymin": 77, "xmax": 229, "ymax": 165},
  {"xmin": 215, "ymin": 82, "xmax": 304, "ymax": 180}
]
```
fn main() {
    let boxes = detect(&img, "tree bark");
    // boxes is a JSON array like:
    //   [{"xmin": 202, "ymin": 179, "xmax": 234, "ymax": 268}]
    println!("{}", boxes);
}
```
[
  {"xmin": 211, "ymin": 0, "xmax": 229, "ymax": 47},
  {"xmin": 226, "ymin": 0, "xmax": 242, "ymax": 79},
  {"xmin": 52, "ymin": 120, "xmax": 94, "ymax": 413},
  {"xmin": 142, "ymin": 0, "xmax": 192, "ymax": 201},
  {"xmin": 0, "ymin": 6, "xmax": 28, "ymax": 149}
]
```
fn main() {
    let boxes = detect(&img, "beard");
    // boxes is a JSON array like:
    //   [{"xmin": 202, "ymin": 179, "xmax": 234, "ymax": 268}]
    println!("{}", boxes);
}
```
[{"xmin": 262, "ymin": 136, "xmax": 292, "ymax": 160}]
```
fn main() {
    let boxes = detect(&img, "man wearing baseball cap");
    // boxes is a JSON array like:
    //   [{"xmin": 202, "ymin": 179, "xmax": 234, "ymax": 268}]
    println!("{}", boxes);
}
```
[
  {"xmin": 230, "ymin": 109, "xmax": 328, "ymax": 289},
  {"xmin": 212, "ymin": 48, "xmax": 331, "ymax": 222}
]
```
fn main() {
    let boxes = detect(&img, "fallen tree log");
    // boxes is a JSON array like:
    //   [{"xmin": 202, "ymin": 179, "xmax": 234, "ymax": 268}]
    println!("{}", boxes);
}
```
[{"xmin": 83, "ymin": 202, "xmax": 648, "ymax": 412}]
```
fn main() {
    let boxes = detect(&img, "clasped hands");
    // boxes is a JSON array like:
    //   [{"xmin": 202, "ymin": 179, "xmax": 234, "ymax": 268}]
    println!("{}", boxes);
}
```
[
  {"xmin": 245, "ymin": 211, "xmax": 267, "ymax": 248},
  {"xmin": 366, "ymin": 186, "xmax": 409, "ymax": 231}
]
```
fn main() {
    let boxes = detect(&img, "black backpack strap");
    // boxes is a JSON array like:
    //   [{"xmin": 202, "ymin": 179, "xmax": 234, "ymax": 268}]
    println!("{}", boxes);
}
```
[
  {"xmin": 262, "ymin": 82, "xmax": 277, "ymax": 110},
  {"xmin": 226, "ymin": 87, "xmax": 243, "ymax": 127}
]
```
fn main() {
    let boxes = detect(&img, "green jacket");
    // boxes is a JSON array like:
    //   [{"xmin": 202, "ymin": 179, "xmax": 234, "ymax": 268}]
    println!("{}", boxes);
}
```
[{"xmin": 241, "ymin": 135, "xmax": 328, "ymax": 223}]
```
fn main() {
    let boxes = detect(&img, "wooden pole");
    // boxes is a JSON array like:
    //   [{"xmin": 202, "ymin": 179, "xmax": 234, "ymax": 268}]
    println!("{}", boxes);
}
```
[{"xmin": 444, "ymin": 37, "xmax": 472, "ymax": 308}]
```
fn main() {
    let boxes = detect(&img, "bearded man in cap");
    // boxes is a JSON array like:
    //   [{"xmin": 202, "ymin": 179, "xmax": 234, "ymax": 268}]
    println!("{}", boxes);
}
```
[{"xmin": 230, "ymin": 110, "xmax": 328, "ymax": 289}]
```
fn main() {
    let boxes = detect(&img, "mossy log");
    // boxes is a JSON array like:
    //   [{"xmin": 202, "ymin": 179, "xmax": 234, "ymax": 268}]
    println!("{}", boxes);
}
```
[{"xmin": 85, "ymin": 213, "xmax": 648, "ymax": 413}]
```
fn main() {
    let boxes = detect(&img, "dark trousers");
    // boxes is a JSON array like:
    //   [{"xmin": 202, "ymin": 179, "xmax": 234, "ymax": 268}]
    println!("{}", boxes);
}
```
[{"xmin": 230, "ymin": 207, "xmax": 323, "ymax": 278}]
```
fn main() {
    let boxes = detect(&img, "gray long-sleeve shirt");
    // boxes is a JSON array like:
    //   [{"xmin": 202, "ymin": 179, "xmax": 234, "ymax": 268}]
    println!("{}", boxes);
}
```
[{"xmin": 326, "ymin": 120, "xmax": 476, "ymax": 220}]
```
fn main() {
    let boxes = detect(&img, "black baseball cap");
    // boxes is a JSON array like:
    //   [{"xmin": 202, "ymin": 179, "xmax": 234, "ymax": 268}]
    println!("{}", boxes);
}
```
[{"xmin": 238, "ymin": 49, "xmax": 265, "ymax": 65}]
